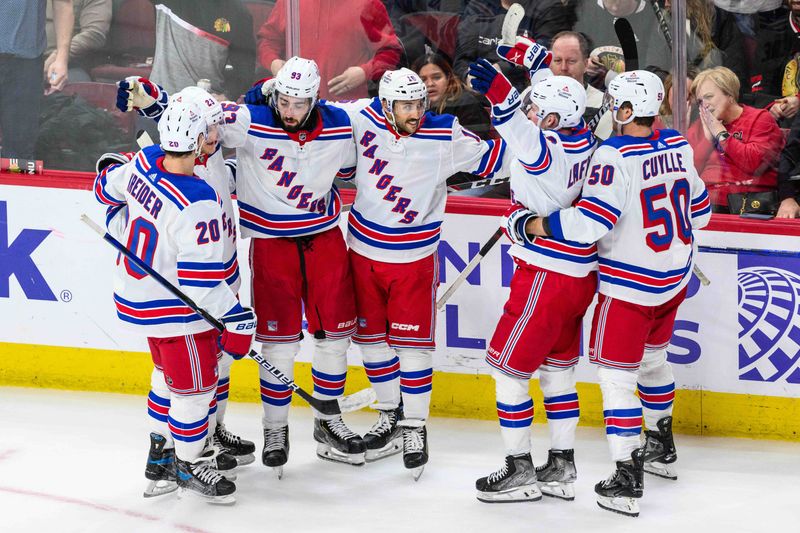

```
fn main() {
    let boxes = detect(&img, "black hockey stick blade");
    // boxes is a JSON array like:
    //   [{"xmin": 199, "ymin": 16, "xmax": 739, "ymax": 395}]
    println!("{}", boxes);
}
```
[{"xmin": 614, "ymin": 18, "xmax": 638, "ymax": 71}]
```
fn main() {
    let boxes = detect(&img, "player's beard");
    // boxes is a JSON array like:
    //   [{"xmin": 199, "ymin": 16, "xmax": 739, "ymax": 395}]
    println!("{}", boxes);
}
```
[{"xmin": 399, "ymin": 118, "xmax": 420, "ymax": 135}]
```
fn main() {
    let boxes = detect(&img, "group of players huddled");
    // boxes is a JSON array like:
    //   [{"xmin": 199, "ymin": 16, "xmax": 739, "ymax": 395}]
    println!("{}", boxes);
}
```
[{"xmin": 93, "ymin": 33, "xmax": 710, "ymax": 517}]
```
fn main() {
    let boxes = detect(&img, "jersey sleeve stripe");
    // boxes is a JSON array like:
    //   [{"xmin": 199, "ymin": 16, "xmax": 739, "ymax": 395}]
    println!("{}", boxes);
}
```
[
  {"xmin": 93, "ymin": 169, "xmax": 126, "ymax": 206},
  {"xmin": 475, "ymin": 139, "xmax": 506, "ymax": 177}
]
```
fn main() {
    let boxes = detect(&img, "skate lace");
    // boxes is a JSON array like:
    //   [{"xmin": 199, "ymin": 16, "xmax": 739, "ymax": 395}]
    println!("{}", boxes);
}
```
[
  {"xmin": 327, "ymin": 417, "xmax": 357, "ymax": 439},
  {"xmin": 193, "ymin": 462, "xmax": 224, "ymax": 485},
  {"xmin": 368, "ymin": 410, "xmax": 395, "ymax": 436},
  {"xmin": 487, "ymin": 458, "xmax": 511, "ymax": 484},
  {"xmin": 403, "ymin": 427, "xmax": 424, "ymax": 453},
  {"xmin": 264, "ymin": 426, "xmax": 287, "ymax": 452},
  {"xmin": 217, "ymin": 425, "xmax": 242, "ymax": 446}
]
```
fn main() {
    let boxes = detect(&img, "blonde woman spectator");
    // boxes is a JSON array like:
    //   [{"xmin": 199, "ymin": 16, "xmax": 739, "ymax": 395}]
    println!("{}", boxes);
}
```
[{"xmin": 687, "ymin": 66, "xmax": 785, "ymax": 212}]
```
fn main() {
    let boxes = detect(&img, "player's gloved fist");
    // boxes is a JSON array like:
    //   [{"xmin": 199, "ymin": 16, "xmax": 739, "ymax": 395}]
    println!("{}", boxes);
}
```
[
  {"xmin": 116, "ymin": 76, "xmax": 168, "ymax": 118},
  {"xmin": 95, "ymin": 152, "xmax": 135, "ymax": 174},
  {"xmin": 469, "ymin": 58, "xmax": 520, "ymax": 121},
  {"xmin": 244, "ymin": 77, "xmax": 275, "ymax": 106},
  {"xmin": 219, "ymin": 307, "xmax": 256, "ymax": 359},
  {"xmin": 497, "ymin": 36, "xmax": 552, "ymax": 74},
  {"xmin": 502, "ymin": 203, "xmax": 535, "ymax": 245}
]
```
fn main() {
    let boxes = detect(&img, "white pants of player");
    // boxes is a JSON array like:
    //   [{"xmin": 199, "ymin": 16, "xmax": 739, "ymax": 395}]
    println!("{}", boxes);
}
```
[
  {"xmin": 259, "ymin": 337, "xmax": 350, "ymax": 429},
  {"xmin": 360, "ymin": 342, "xmax": 433, "ymax": 422}
]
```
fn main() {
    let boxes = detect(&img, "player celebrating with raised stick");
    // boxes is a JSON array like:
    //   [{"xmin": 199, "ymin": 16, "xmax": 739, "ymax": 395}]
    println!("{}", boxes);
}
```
[
  {"xmin": 467, "ymin": 38, "xmax": 598, "ymax": 503},
  {"xmin": 525, "ymin": 70, "xmax": 711, "ymax": 517},
  {"xmin": 93, "ymin": 97, "xmax": 257, "ymax": 504}
]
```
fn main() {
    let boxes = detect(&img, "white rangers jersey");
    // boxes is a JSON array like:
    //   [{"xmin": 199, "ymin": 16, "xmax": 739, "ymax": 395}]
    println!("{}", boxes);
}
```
[
  {"xmin": 334, "ymin": 98, "xmax": 506, "ymax": 263},
  {"xmin": 497, "ymin": 109, "xmax": 599, "ymax": 278},
  {"xmin": 93, "ymin": 145, "xmax": 243, "ymax": 337},
  {"xmin": 219, "ymin": 102, "xmax": 357, "ymax": 239},
  {"xmin": 546, "ymin": 129, "xmax": 712, "ymax": 306}
]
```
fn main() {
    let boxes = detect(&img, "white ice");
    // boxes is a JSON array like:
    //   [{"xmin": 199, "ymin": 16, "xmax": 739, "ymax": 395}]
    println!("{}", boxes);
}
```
[{"xmin": 1, "ymin": 387, "xmax": 798, "ymax": 533}]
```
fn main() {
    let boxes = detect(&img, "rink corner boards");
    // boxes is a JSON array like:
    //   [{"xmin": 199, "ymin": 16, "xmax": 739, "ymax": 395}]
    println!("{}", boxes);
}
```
[{"xmin": 1, "ymin": 342, "xmax": 798, "ymax": 442}]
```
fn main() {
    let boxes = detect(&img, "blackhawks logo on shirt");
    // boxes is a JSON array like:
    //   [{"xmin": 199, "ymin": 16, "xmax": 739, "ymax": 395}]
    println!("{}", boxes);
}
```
[{"xmin": 214, "ymin": 17, "xmax": 231, "ymax": 32}]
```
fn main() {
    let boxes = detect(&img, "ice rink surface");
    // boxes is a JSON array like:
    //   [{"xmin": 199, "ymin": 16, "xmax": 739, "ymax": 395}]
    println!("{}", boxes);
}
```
[{"xmin": 1, "ymin": 387, "xmax": 797, "ymax": 533}]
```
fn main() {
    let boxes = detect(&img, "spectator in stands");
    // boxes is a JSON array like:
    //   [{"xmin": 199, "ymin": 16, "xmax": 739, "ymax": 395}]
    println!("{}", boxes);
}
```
[
  {"xmin": 775, "ymin": 102, "xmax": 800, "ymax": 217},
  {"xmin": 148, "ymin": 0, "xmax": 255, "ymax": 99},
  {"xmin": 754, "ymin": 1, "xmax": 800, "ymax": 104},
  {"xmin": 687, "ymin": 66, "xmax": 785, "ymax": 212},
  {"xmin": 45, "ymin": 0, "xmax": 111, "ymax": 83},
  {"xmin": 548, "ymin": 31, "xmax": 612, "ymax": 140},
  {"xmin": 656, "ymin": 67, "xmax": 699, "ymax": 130},
  {"xmin": 455, "ymin": 0, "xmax": 577, "ymax": 91},
  {"xmin": 413, "ymin": 52, "xmax": 492, "ymax": 139},
  {"xmin": 0, "ymin": 0, "xmax": 73, "ymax": 160},
  {"xmin": 257, "ymin": 0, "xmax": 403, "ymax": 100}
]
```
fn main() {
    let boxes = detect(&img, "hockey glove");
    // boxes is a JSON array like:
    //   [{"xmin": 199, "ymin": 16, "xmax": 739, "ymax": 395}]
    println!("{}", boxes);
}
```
[
  {"xmin": 244, "ymin": 77, "xmax": 275, "ymax": 106},
  {"xmin": 469, "ymin": 58, "xmax": 520, "ymax": 123},
  {"xmin": 497, "ymin": 36, "xmax": 552, "ymax": 76},
  {"xmin": 95, "ymin": 152, "xmax": 135, "ymax": 174},
  {"xmin": 219, "ymin": 307, "xmax": 257, "ymax": 360},
  {"xmin": 116, "ymin": 76, "xmax": 168, "ymax": 118},
  {"xmin": 502, "ymin": 203, "xmax": 536, "ymax": 245}
]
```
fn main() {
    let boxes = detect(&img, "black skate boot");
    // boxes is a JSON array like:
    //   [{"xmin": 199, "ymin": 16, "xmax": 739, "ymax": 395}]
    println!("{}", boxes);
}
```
[
  {"xmin": 475, "ymin": 453, "xmax": 542, "ymax": 503},
  {"xmin": 313, "ymin": 417, "xmax": 366, "ymax": 466},
  {"xmin": 214, "ymin": 423, "xmax": 256, "ymax": 466},
  {"xmin": 176, "ymin": 450, "xmax": 236, "ymax": 505},
  {"xmin": 262, "ymin": 425, "xmax": 290, "ymax": 479},
  {"xmin": 204, "ymin": 442, "xmax": 238, "ymax": 481},
  {"xmin": 398, "ymin": 420, "xmax": 428, "ymax": 481},
  {"xmin": 594, "ymin": 448, "xmax": 645, "ymax": 517},
  {"xmin": 535, "ymin": 449, "xmax": 577, "ymax": 501},
  {"xmin": 143, "ymin": 433, "xmax": 177, "ymax": 498},
  {"xmin": 642, "ymin": 416, "xmax": 677, "ymax": 480},
  {"xmin": 364, "ymin": 405, "xmax": 403, "ymax": 462}
]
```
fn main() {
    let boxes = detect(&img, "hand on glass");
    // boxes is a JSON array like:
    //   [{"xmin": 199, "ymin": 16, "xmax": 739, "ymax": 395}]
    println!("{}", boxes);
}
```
[{"xmin": 328, "ymin": 66, "xmax": 367, "ymax": 96}]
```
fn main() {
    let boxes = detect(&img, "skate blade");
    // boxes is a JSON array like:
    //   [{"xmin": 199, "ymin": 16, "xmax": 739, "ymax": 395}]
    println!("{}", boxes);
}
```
[
  {"xmin": 596, "ymin": 495, "xmax": 639, "ymax": 517},
  {"xmin": 539, "ymin": 481, "xmax": 575, "ymax": 501},
  {"xmin": 411, "ymin": 465, "xmax": 425, "ymax": 482},
  {"xmin": 365, "ymin": 439, "xmax": 402, "ymax": 462},
  {"xmin": 476, "ymin": 484, "xmax": 542, "ymax": 503},
  {"xmin": 143, "ymin": 479, "xmax": 178, "ymax": 498},
  {"xmin": 233, "ymin": 453, "xmax": 255, "ymax": 467},
  {"xmin": 273, "ymin": 466, "xmax": 284, "ymax": 480},
  {"xmin": 177, "ymin": 487, "xmax": 236, "ymax": 506},
  {"xmin": 219, "ymin": 470, "xmax": 237, "ymax": 481},
  {"xmin": 316, "ymin": 443, "xmax": 365, "ymax": 466},
  {"xmin": 644, "ymin": 461, "xmax": 677, "ymax": 480},
  {"xmin": 338, "ymin": 388, "xmax": 378, "ymax": 413}
]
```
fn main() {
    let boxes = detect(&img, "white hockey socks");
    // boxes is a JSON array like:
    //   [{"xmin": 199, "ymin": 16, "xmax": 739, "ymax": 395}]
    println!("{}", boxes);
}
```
[
  {"xmin": 539, "ymin": 365, "xmax": 580, "ymax": 451},
  {"xmin": 260, "ymin": 342, "xmax": 299, "ymax": 429},
  {"xmin": 359, "ymin": 341, "xmax": 401, "ymax": 408},
  {"xmin": 169, "ymin": 388, "xmax": 215, "ymax": 462},
  {"xmin": 311, "ymin": 337, "xmax": 350, "ymax": 420},
  {"xmin": 598, "ymin": 366, "xmax": 642, "ymax": 462},
  {"xmin": 638, "ymin": 348, "xmax": 675, "ymax": 430},
  {"xmin": 213, "ymin": 352, "xmax": 234, "ymax": 427},
  {"xmin": 492, "ymin": 369, "xmax": 533, "ymax": 456},
  {"xmin": 147, "ymin": 368, "xmax": 173, "ymax": 448},
  {"xmin": 398, "ymin": 349, "xmax": 433, "ymax": 421}
]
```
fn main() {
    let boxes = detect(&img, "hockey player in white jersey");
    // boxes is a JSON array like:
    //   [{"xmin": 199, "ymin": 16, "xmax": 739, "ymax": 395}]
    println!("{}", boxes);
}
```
[
  {"xmin": 93, "ymin": 98, "xmax": 257, "ymax": 504},
  {"xmin": 307, "ymin": 68, "xmax": 505, "ymax": 479},
  {"xmin": 115, "ymin": 82, "xmax": 256, "ymax": 467},
  {"xmin": 467, "ymin": 44, "xmax": 598, "ymax": 503},
  {"xmin": 526, "ymin": 70, "xmax": 712, "ymax": 517}
]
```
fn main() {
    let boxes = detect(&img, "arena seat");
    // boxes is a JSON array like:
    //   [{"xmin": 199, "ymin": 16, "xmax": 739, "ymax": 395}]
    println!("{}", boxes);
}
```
[{"xmin": 90, "ymin": 0, "xmax": 156, "ymax": 82}]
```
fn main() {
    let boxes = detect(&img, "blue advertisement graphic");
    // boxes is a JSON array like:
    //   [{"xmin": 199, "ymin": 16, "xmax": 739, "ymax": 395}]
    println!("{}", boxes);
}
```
[{"xmin": 0, "ymin": 200, "xmax": 56, "ymax": 301}]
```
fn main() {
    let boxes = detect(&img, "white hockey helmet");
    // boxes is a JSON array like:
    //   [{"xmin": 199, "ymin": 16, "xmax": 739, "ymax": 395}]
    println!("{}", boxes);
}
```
[
  {"xmin": 607, "ymin": 70, "xmax": 664, "ymax": 125},
  {"xmin": 379, "ymin": 68, "xmax": 428, "ymax": 113},
  {"xmin": 158, "ymin": 99, "xmax": 207, "ymax": 155},
  {"xmin": 529, "ymin": 75, "xmax": 586, "ymax": 129},
  {"xmin": 272, "ymin": 56, "xmax": 321, "ymax": 107},
  {"xmin": 171, "ymin": 85, "xmax": 223, "ymax": 126}
]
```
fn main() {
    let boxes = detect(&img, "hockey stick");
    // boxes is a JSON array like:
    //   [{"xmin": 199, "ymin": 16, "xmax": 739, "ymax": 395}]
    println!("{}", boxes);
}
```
[
  {"xmin": 649, "ymin": 0, "xmax": 673, "ymax": 49},
  {"xmin": 80, "ymin": 214, "xmax": 375, "ymax": 415},
  {"xmin": 587, "ymin": 18, "xmax": 638, "ymax": 131},
  {"xmin": 137, "ymin": 130, "xmax": 154, "ymax": 148},
  {"xmin": 446, "ymin": 175, "xmax": 510, "ymax": 193},
  {"xmin": 436, "ymin": 227, "xmax": 503, "ymax": 310},
  {"xmin": 501, "ymin": 3, "xmax": 525, "ymax": 46}
]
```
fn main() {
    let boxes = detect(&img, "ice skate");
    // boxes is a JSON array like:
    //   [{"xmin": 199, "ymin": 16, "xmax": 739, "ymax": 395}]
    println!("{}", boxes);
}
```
[
  {"xmin": 214, "ymin": 423, "xmax": 255, "ymax": 467},
  {"xmin": 364, "ymin": 404, "xmax": 403, "ymax": 462},
  {"xmin": 595, "ymin": 449, "xmax": 645, "ymax": 517},
  {"xmin": 176, "ymin": 449, "xmax": 237, "ymax": 505},
  {"xmin": 313, "ymin": 417, "xmax": 366, "ymax": 466},
  {"xmin": 262, "ymin": 425, "xmax": 290, "ymax": 479},
  {"xmin": 205, "ymin": 442, "xmax": 238, "ymax": 481},
  {"xmin": 476, "ymin": 453, "xmax": 542, "ymax": 503},
  {"xmin": 399, "ymin": 419, "xmax": 428, "ymax": 481},
  {"xmin": 535, "ymin": 449, "xmax": 577, "ymax": 501},
  {"xmin": 642, "ymin": 416, "xmax": 677, "ymax": 480},
  {"xmin": 143, "ymin": 433, "xmax": 177, "ymax": 498}
]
